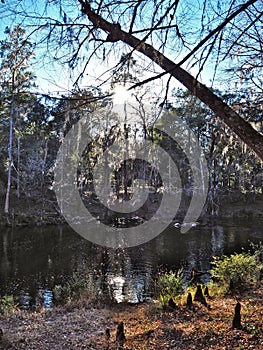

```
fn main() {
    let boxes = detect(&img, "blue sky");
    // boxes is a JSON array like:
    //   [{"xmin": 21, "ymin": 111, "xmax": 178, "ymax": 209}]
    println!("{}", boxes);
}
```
[{"xmin": 0, "ymin": 0, "xmax": 243, "ymax": 99}]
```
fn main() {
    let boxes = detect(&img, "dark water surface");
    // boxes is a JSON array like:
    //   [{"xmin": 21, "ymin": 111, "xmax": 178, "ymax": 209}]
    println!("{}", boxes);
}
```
[{"xmin": 0, "ymin": 218, "xmax": 262, "ymax": 309}]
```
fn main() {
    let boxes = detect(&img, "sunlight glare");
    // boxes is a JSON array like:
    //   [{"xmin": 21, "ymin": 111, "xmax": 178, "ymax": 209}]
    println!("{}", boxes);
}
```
[{"xmin": 113, "ymin": 85, "xmax": 132, "ymax": 104}]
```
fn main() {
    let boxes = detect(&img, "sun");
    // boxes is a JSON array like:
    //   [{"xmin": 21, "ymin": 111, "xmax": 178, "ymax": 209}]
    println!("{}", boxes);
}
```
[{"xmin": 113, "ymin": 85, "xmax": 132, "ymax": 104}]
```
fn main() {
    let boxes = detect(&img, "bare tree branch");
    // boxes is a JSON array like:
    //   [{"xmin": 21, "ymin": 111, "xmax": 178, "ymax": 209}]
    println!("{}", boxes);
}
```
[
  {"xmin": 80, "ymin": 1, "xmax": 263, "ymax": 161},
  {"xmin": 125, "ymin": 0, "xmax": 259, "ymax": 88}
]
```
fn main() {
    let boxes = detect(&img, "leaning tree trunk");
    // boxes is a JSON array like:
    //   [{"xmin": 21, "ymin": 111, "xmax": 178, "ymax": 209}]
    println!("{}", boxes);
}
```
[{"xmin": 80, "ymin": 2, "xmax": 263, "ymax": 162}]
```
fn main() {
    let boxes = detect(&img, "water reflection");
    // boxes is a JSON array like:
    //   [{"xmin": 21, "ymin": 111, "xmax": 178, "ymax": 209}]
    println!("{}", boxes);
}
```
[{"xmin": 0, "ymin": 218, "xmax": 262, "ymax": 309}]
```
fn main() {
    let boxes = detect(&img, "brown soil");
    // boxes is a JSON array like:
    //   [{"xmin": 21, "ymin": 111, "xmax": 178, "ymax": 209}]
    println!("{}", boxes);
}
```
[{"xmin": 0, "ymin": 283, "xmax": 263, "ymax": 350}]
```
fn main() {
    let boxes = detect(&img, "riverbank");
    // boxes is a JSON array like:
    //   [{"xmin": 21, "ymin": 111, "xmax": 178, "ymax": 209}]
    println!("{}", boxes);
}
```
[
  {"xmin": 0, "ymin": 282, "xmax": 262, "ymax": 349},
  {"xmin": 0, "ymin": 192, "xmax": 262, "ymax": 227}
]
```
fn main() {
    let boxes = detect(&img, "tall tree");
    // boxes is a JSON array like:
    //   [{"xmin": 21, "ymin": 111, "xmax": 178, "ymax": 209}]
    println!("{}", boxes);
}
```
[
  {"xmin": 0, "ymin": 25, "xmax": 35, "ymax": 215},
  {"xmin": 168, "ymin": 88, "xmax": 262, "ymax": 213}
]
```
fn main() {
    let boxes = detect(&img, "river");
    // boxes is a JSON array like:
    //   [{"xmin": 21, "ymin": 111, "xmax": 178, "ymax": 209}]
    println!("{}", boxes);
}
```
[{"xmin": 0, "ymin": 218, "xmax": 262, "ymax": 309}]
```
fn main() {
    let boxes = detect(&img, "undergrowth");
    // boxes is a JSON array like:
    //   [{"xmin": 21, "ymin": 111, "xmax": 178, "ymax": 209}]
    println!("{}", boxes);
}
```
[
  {"xmin": 154, "ymin": 268, "xmax": 185, "ymax": 307},
  {"xmin": 155, "ymin": 243, "xmax": 263, "ymax": 308},
  {"xmin": 210, "ymin": 244, "xmax": 263, "ymax": 292}
]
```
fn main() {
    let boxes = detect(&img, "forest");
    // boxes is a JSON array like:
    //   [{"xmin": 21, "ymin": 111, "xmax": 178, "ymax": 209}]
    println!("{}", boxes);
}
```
[{"xmin": 0, "ymin": 4, "xmax": 262, "ymax": 227}]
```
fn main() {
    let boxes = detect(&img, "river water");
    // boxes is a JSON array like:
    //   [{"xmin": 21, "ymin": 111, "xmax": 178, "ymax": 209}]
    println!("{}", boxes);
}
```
[{"xmin": 0, "ymin": 218, "xmax": 262, "ymax": 309}]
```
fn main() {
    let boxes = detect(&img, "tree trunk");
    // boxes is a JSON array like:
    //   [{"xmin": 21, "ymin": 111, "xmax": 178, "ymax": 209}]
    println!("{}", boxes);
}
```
[
  {"xmin": 16, "ymin": 131, "xmax": 21, "ymax": 199},
  {"xmin": 4, "ymin": 72, "xmax": 15, "ymax": 215},
  {"xmin": 41, "ymin": 138, "xmax": 49, "ymax": 218},
  {"xmin": 81, "ymin": 3, "xmax": 263, "ymax": 161}
]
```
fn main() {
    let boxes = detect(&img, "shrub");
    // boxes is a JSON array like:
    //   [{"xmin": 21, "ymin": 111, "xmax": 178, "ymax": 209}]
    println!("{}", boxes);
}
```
[
  {"xmin": 249, "ymin": 241, "xmax": 263, "ymax": 262},
  {"xmin": 155, "ymin": 269, "xmax": 185, "ymax": 307},
  {"xmin": 0, "ymin": 295, "xmax": 18, "ymax": 314},
  {"xmin": 210, "ymin": 251, "xmax": 263, "ymax": 291},
  {"xmin": 53, "ymin": 272, "xmax": 97, "ymax": 304}
]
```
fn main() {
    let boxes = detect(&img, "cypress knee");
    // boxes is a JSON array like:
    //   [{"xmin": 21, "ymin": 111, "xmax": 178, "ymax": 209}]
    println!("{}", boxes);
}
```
[
  {"xmin": 232, "ymin": 302, "xmax": 242, "ymax": 329},
  {"xmin": 168, "ymin": 297, "xmax": 177, "ymax": 309},
  {"xmin": 186, "ymin": 292, "xmax": 193, "ymax": 308},
  {"xmin": 204, "ymin": 286, "xmax": 209, "ymax": 297},
  {"xmin": 105, "ymin": 328, "xmax": 110, "ymax": 340},
  {"xmin": 116, "ymin": 321, "xmax": 126, "ymax": 345},
  {"xmin": 194, "ymin": 285, "xmax": 207, "ymax": 307}
]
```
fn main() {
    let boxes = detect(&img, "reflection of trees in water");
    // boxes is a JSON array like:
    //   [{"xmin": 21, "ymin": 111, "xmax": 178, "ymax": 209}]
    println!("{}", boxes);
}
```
[
  {"xmin": 184, "ymin": 226, "xmax": 225, "ymax": 282},
  {"xmin": 0, "ymin": 229, "xmax": 11, "ymax": 278},
  {"xmin": 186, "ymin": 239, "xmax": 210, "ymax": 277},
  {"xmin": 0, "ymin": 226, "xmax": 155, "ymax": 307},
  {"xmin": 0, "ymin": 220, "xmax": 261, "ymax": 308},
  {"xmin": 95, "ymin": 248, "xmax": 154, "ymax": 303},
  {"xmin": 211, "ymin": 225, "xmax": 225, "ymax": 257}
]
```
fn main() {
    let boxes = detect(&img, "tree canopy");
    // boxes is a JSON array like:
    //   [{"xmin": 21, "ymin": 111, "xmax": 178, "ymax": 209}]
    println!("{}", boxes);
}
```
[{"xmin": 1, "ymin": 0, "xmax": 262, "ymax": 159}]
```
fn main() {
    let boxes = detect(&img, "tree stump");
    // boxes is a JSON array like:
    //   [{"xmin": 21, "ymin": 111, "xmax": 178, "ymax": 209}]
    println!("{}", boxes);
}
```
[
  {"xmin": 116, "ymin": 321, "xmax": 126, "ymax": 346},
  {"xmin": 232, "ymin": 302, "xmax": 242, "ymax": 329},
  {"xmin": 194, "ymin": 285, "xmax": 207, "ymax": 307}
]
